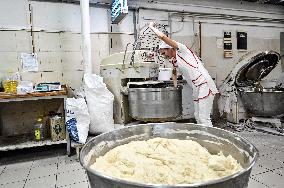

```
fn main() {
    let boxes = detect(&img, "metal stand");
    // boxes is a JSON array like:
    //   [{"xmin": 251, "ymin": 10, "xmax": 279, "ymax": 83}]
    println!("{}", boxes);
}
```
[{"xmin": 0, "ymin": 92, "xmax": 70, "ymax": 153}]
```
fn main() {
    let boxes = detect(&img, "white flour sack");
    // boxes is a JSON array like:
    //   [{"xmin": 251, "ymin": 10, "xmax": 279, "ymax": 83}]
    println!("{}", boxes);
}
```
[
  {"xmin": 66, "ymin": 98, "xmax": 90, "ymax": 144},
  {"xmin": 84, "ymin": 74, "xmax": 114, "ymax": 133}
]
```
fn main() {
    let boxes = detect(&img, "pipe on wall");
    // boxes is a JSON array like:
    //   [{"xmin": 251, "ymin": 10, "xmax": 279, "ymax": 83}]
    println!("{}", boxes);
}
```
[
  {"xmin": 168, "ymin": 12, "xmax": 284, "ymax": 28},
  {"xmin": 199, "ymin": 21, "xmax": 202, "ymax": 58},
  {"xmin": 80, "ymin": 0, "xmax": 93, "ymax": 74},
  {"xmin": 130, "ymin": 0, "xmax": 284, "ymax": 18},
  {"xmin": 133, "ymin": 8, "xmax": 139, "ymax": 41}
]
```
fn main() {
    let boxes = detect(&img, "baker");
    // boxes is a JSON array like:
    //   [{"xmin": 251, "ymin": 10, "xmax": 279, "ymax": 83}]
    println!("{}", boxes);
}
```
[{"xmin": 149, "ymin": 22, "xmax": 218, "ymax": 127}]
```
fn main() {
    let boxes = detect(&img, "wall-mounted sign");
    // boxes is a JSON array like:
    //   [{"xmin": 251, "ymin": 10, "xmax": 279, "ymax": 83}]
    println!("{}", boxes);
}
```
[
  {"xmin": 223, "ymin": 31, "xmax": 233, "ymax": 58},
  {"xmin": 237, "ymin": 31, "xmax": 247, "ymax": 50},
  {"xmin": 111, "ymin": 0, "xmax": 128, "ymax": 24},
  {"xmin": 224, "ymin": 41, "xmax": 232, "ymax": 50},
  {"xmin": 224, "ymin": 31, "xmax": 232, "ymax": 39}
]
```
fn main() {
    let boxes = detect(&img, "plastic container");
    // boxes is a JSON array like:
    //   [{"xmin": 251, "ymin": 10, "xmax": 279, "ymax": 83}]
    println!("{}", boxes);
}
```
[
  {"xmin": 34, "ymin": 118, "xmax": 45, "ymax": 141},
  {"xmin": 17, "ymin": 81, "xmax": 33, "ymax": 94},
  {"xmin": 158, "ymin": 68, "xmax": 172, "ymax": 81},
  {"xmin": 3, "ymin": 72, "xmax": 19, "ymax": 94},
  {"xmin": 3, "ymin": 79, "xmax": 10, "ymax": 93},
  {"xmin": 9, "ymin": 80, "xmax": 18, "ymax": 94}
]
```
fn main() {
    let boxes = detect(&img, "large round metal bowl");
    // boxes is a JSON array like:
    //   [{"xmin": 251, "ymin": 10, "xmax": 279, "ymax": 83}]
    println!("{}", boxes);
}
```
[
  {"xmin": 128, "ymin": 87, "xmax": 182, "ymax": 122},
  {"xmin": 80, "ymin": 123, "xmax": 258, "ymax": 188},
  {"xmin": 238, "ymin": 88, "xmax": 284, "ymax": 117}
]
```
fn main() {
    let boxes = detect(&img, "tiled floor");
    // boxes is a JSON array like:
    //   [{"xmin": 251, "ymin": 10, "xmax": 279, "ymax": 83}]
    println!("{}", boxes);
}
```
[
  {"xmin": 236, "ymin": 130, "xmax": 284, "ymax": 188},
  {"xmin": 0, "ymin": 127, "xmax": 283, "ymax": 188},
  {"xmin": 0, "ymin": 149, "xmax": 89, "ymax": 188}
]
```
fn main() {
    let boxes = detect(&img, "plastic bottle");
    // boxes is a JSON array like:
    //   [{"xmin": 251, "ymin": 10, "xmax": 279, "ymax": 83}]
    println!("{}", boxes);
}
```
[
  {"xmin": 3, "ymin": 75, "xmax": 11, "ymax": 93},
  {"xmin": 34, "ymin": 117, "xmax": 45, "ymax": 141},
  {"xmin": 9, "ymin": 80, "xmax": 18, "ymax": 94},
  {"xmin": 3, "ymin": 72, "xmax": 19, "ymax": 94}
]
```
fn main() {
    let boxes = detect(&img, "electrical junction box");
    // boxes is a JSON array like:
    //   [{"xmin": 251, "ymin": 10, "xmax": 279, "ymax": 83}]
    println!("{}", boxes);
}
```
[
  {"xmin": 111, "ymin": 0, "xmax": 128, "ymax": 24},
  {"xmin": 237, "ymin": 31, "xmax": 247, "ymax": 50}
]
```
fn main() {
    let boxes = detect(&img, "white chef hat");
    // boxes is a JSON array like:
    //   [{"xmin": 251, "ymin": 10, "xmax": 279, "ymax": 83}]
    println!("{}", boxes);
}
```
[{"xmin": 158, "ymin": 41, "xmax": 172, "ymax": 49}]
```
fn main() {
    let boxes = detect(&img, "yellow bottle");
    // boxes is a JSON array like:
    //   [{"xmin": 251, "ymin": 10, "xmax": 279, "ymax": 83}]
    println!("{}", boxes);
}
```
[
  {"xmin": 9, "ymin": 80, "xmax": 18, "ymax": 94},
  {"xmin": 3, "ymin": 71, "xmax": 18, "ymax": 94},
  {"xmin": 3, "ymin": 71, "xmax": 12, "ymax": 93},
  {"xmin": 34, "ymin": 117, "xmax": 45, "ymax": 141},
  {"xmin": 3, "ymin": 80, "xmax": 10, "ymax": 93}
]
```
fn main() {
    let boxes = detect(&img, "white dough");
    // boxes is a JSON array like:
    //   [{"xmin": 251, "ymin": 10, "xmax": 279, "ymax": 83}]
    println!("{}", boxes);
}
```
[{"xmin": 90, "ymin": 137, "xmax": 243, "ymax": 185}]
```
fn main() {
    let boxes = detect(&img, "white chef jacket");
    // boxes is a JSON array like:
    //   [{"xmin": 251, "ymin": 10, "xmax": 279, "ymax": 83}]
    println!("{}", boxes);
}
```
[{"xmin": 174, "ymin": 42, "xmax": 219, "ymax": 101}]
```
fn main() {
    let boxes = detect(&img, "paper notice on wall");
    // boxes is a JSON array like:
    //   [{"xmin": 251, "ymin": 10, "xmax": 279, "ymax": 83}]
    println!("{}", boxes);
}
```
[{"xmin": 21, "ymin": 53, "xmax": 38, "ymax": 72}]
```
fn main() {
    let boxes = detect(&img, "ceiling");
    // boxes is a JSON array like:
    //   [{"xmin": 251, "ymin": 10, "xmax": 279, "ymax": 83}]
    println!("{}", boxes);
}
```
[
  {"xmin": 33, "ymin": 0, "xmax": 284, "ymax": 6},
  {"xmin": 242, "ymin": 0, "xmax": 284, "ymax": 5}
]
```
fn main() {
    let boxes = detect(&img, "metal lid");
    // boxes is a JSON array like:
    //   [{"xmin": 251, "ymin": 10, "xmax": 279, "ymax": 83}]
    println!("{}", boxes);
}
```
[{"xmin": 235, "ymin": 51, "xmax": 280, "ymax": 87}]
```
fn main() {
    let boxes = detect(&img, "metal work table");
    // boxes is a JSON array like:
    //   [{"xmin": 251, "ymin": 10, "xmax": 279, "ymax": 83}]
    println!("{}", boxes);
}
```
[{"xmin": 0, "ymin": 90, "xmax": 71, "ymax": 155}]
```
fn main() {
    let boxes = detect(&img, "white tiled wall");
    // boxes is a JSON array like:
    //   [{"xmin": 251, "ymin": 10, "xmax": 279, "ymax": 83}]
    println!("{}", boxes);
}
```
[
  {"xmin": 60, "ymin": 33, "xmax": 82, "ymax": 52},
  {"xmin": 0, "ymin": 0, "xmax": 112, "ymax": 90},
  {"xmin": 37, "ymin": 52, "xmax": 63, "ymax": 72},
  {"xmin": 15, "ymin": 31, "xmax": 32, "ymax": 52},
  {"xmin": 0, "ymin": 31, "xmax": 86, "ymax": 86}
]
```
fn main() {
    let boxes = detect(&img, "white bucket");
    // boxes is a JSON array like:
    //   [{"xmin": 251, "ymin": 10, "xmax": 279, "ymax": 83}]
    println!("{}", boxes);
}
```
[{"xmin": 158, "ymin": 68, "xmax": 172, "ymax": 81}]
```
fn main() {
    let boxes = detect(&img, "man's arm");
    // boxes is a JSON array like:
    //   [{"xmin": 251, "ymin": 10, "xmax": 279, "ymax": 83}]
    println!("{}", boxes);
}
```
[
  {"xmin": 172, "ymin": 68, "xmax": 178, "ymax": 88},
  {"xmin": 149, "ymin": 22, "xmax": 178, "ymax": 49}
]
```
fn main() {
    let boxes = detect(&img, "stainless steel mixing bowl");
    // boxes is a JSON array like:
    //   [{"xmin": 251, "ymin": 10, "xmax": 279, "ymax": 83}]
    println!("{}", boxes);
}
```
[
  {"xmin": 80, "ymin": 123, "xmax": 258, "ymax": 188},
  {"xmin": 238, "ymin": 88, "xmax": 284, "ymax": 117},
  {"xmin": 128, "ymin": 87, "xmax": 182, "ymax": 122}
]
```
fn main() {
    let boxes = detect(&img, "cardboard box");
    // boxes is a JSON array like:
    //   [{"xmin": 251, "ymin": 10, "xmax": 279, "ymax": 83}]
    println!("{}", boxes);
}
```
[{"xmin": 49, "ymin": 116, "xmax": 66, "ymax": 141}]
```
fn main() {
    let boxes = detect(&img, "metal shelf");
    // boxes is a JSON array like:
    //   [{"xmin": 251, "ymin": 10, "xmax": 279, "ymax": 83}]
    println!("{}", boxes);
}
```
[
  {"xmin": 0, "ymin": 95, "xmax": 66, "ymax": 102},
  {"xmin": 0, "ymin": 92, "xmax": 67, "ymax": 103},
  {"xmin": 0, "ymin": 91, "xmax": 70, "ymax": 155},
  {"xmin": 0, "ymin": 133, "xmax": 66, "ymax": 151}
]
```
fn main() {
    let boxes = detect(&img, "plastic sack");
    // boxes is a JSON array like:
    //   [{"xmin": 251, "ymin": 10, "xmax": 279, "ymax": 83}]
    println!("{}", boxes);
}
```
[
  {"xmin": 84, "ymin": 74, "xmax": 114, "ymax": 133},
  {"xmin": 66, "ymin": 98, "xmax": 90, "ymax": 144}
]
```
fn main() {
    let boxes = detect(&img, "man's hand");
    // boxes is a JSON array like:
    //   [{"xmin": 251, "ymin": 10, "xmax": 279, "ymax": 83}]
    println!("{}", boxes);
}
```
[
  {"xmin": 149, "ymin": 22, "xmax": 156, "ymax": 28},
  {"xmin": 149, "ymin": 22, "xmax": 164, "ymax": 39},
  {"xmin": 148, "ymin": 21, "xmax": 178, "ymax": 49}
]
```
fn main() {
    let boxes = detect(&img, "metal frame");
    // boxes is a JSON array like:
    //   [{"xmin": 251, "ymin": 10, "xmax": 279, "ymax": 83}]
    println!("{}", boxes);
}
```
[{"xmin": 0, "ymin": 95, "xmax": 71, "ymax": 155}]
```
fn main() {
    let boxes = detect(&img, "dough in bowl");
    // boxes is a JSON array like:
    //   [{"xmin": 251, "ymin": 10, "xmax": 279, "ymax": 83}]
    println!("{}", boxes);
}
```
[{"xmin": 90, "ymin": 137, "xmax": 243, "ymax": 185}]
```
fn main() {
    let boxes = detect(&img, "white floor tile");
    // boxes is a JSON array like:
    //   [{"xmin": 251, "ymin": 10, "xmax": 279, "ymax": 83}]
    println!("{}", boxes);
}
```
[
  {"xmin": 0, "ymin": 181, "xmax": 25, "ymax": 188},
  {"xmin": 56, "ymin": 168, "xmax": 87, "ymax": 187},
  {"xmin": 4, "ymin": 161, "xmax": 33, "ymax": 172},
  {"xmin": 58, "ymin": 160, "xmax": 83, "ymax": 173},
  {"xmin": 257, "ymin": 157, "xmax": 284, "ymax": 170},
  {"xmin": 271, "ymin": 167, "xmax": 284, "ymax": 176},
  {"xmin": 59, "ymin": 181, "xmax": 89, "ymax": 188},
  {"xmin": 248, "ymin": 178, "xmax": 268, "ymax": 188},
  {"xmin": 28, "ymin": 164, "xmax": 57, "ymax": 179},
  {"xmin": 0, "ymin": 166, "xmax": 5, "ymax": 175},
  {"xmin": 253, "ymin": 171, "xmax": 284, "ymax": 187},
  {"xmin": 24, "ymin": 175, "xmax": 56, "ymax": 188},
  {"xmin": 257, "ymin": 146, "xmax": 279, "ymax": 156},
  {"xmin": 32, "ymin": 156, "xmax": 58, "ymax": 167},
  {"xmin": 58, "ymin": 155, "xmax": 77, "ymax": 164},
  {"xmin": 0, "ymin": 168, "xmax": 29, "ymax": 184},
  {"xmin": 250, "ymin": 164, "xmax": 269, "ymax": 176},
  {"xmin": 273, "ymin": 152, "xmax": 284, "ymax": 163}
]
